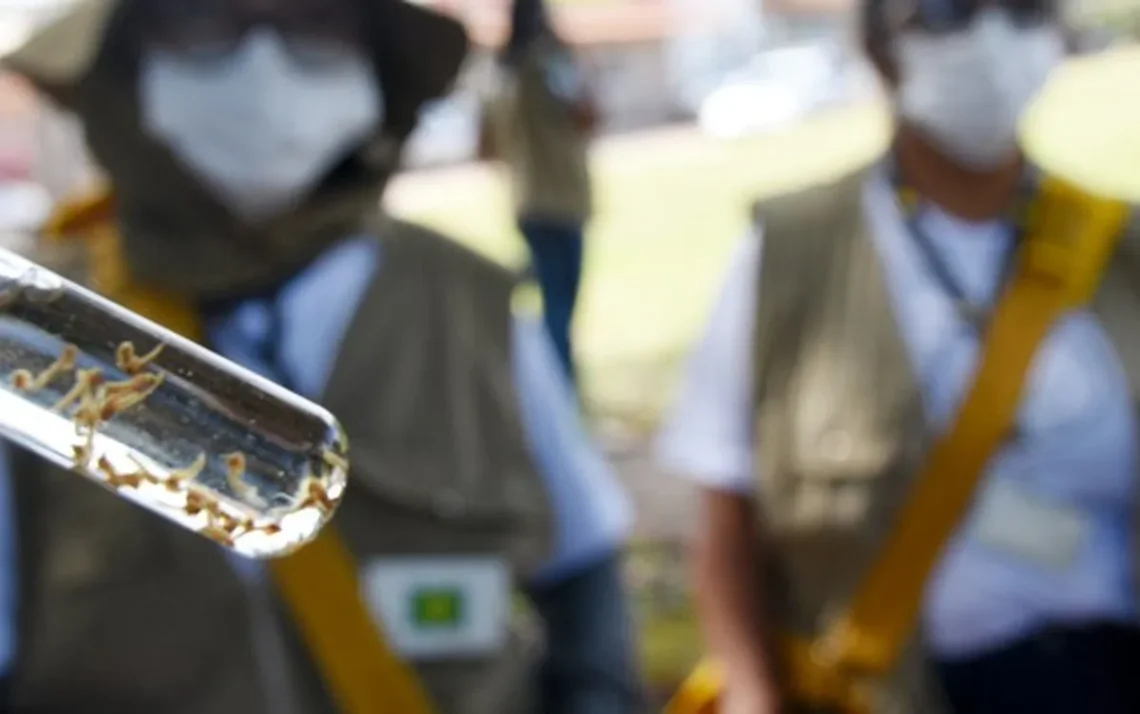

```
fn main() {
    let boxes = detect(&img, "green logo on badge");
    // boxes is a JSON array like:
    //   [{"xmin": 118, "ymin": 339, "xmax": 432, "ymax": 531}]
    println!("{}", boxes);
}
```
[{"xmin": 411, "ymin": 587, "xmax": 464, "ymax": 629}]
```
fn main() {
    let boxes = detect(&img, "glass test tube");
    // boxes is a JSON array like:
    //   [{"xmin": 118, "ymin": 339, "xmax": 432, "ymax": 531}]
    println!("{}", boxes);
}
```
[{"xmin": 0, "ymin": 248, "xmax": 348, "ymax": 558}]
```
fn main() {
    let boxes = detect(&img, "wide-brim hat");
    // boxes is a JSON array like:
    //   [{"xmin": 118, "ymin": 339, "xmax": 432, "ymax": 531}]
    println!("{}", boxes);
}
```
[
  {"xmin": 4, "ymin": 0, "xmax": 117, "ymax": 87},
  {"xmin": 3, "ymin": 0, "xmax": 468, "ymax": 135}
]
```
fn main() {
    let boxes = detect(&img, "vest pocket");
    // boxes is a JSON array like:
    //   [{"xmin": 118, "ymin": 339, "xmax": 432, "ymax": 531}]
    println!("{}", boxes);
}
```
[
  {"xmin": 786, "ymin": 338, "xmax": 914, "ymax": 484},
  {"xmin": 759, "ymin": 311, "xmax": 925, "ymax": 547}
]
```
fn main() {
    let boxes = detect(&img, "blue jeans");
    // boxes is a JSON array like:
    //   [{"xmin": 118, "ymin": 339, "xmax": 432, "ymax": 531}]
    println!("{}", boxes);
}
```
[
  {"xmin": 526, "ymin": 554, "xmax": 645, "ymax": 714},
  {"xmin": 519, "ymin": 217, "xmax": 584, "ymax": 386}
]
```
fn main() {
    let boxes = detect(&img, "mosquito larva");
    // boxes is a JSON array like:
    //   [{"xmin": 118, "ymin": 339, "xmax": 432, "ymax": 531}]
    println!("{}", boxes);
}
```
[{"xmin": 0, "ymin": 249, "xmax": 348, "ymax": 557}]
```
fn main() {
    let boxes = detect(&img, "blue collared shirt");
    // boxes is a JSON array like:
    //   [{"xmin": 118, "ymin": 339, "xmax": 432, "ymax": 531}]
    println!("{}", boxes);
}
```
[{"xmin": 0, "ymin": 234, "xmax": 632, "ymax": 673}]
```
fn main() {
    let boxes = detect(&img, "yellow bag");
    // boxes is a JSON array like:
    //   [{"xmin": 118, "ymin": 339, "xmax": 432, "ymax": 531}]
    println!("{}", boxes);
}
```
[
  {"xmin": 44, "ymin": 188, "xmax": 436, "ymax": 714},
  {"xmin": 666, "ymin": 176, "xmax": 1130, "ymax": 714}
]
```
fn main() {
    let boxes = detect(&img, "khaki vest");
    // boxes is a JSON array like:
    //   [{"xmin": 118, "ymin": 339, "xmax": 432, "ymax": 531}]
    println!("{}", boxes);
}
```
[
  {"xmin": 749, "ymin": 165, "xmax": 1140, "ymax": 713},
  {"xmin": 486, "ymin": 35, "xmax": 592, "ymax": 223},
  {"xmin": 8, "ymin": 219, "xmax": 554, "ymax": 714}
]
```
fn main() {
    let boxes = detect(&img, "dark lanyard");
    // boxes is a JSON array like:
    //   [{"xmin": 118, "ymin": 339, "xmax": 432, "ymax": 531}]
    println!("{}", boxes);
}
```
[
  {"xmin": 199, "ymin": 285, "xmax": 298, "ymax": 393},
  {"xmin": 890, "ymin": 160, "xmax": 1039, "ymax": 332}
]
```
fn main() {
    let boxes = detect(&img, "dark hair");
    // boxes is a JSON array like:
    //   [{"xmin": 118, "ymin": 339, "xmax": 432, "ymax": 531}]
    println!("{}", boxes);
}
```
[{"xmin": 502, "ymin": 0, "xmax": 550, "ymax": 65}]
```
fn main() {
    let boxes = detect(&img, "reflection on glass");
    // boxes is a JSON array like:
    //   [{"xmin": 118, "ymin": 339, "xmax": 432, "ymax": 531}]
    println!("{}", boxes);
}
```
[{"xmin": 0, "ymin": 248, "xmax": 348, "ymax": 558}]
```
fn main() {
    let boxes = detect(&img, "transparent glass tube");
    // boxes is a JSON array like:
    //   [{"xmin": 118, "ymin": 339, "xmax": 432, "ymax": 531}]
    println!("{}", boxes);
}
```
[{"xmin": 0, "ymin": 248, "xmax": 348, "ymax": 558}]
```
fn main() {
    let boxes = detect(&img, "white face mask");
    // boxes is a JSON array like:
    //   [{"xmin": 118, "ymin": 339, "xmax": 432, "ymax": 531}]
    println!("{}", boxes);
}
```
[
  {"xmin": 140, "ymin": 30, "xmax": 383, "ymax": 221},
  {"xmin": 896, "ymin": 10, "xmax": 1064, "ymax": 169}
]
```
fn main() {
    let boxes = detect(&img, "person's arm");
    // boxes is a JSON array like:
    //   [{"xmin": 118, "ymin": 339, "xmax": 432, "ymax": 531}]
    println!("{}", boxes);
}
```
[
  {"xmin": 564, "ymin": 65, "xmax": 599, "ymax": 136},
  {"xmin": 541, "ymin": 46, "xmax": 599, "ymax": 135},
  {"xmin": 655, "ymin": 231, "xmax": 783, "ymax": 711},
  {"xmin": 694, "ymin": 491, "xmax": 782, "ymax": 711},
  {"xmin": 568, "ymin": 92, "xmax": 599, "ymax": 136},
  {"xmin": 509, "ymin": 315, "xmax": 643, "ymax": 712}
]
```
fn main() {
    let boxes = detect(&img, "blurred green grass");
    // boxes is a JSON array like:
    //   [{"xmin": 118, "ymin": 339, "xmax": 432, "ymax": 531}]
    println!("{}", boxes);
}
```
[{"xmin": 390, "ymin": 104, "xmax": 891, "ymax": 427}]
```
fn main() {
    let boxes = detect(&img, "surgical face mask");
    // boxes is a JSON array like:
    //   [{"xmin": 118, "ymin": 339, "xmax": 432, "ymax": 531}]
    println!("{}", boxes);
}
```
[
  {"xmin": 139, "ymin": 30, "xmax": 383, "ymax": 221},
  {"xmin": 896, "ymin": 10, "xmax": 1064, "ymax": 169}
]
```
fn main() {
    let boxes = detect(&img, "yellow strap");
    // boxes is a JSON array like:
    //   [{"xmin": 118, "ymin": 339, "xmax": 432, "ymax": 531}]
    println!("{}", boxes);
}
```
[
  {"xmin": 271, "ymin": 526, "xmax": 437, "ymax": 713},
  {"xmin": 44, "ymin": 190, "xmax": 436, "ymax": 714},
  {"xmin": 669, "ymin": 176, "xmax": 1130, "ymax": 714},
  {"xmin": 663, "ymin": 660, "xmax": 721, "ymax": 714}
]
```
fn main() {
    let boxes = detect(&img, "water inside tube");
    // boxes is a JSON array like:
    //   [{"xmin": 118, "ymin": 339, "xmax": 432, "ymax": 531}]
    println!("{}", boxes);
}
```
[{"xmin": 0, "ymin": 248, "xmax": 349, "ymax": 558}]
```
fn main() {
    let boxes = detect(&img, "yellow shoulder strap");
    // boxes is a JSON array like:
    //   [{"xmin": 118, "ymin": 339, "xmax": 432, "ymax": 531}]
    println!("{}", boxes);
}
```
[
  {"xmin": 44, "ymin": 189, "xmax": 436, "ymax": 714},
  {"xmin": 666, "ymin": 176, "xmax": 1130, "ymax": 714}
]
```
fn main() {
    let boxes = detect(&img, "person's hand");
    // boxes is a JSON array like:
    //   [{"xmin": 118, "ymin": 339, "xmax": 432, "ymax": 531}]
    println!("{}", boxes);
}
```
[
  {"xmin": 720, "ymin": 674, "xmax": 783, "ymax": 714},
  {"xmin": 568, "ymin": 96, "xmax": 599, "ymax": 135}
]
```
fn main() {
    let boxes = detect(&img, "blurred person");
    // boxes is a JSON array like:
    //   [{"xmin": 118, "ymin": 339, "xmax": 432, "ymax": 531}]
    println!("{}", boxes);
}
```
[
  {"xmin": 657, "ymin": 1, "xmax": 1140, "ymax": 713},
  {"xmin": 0, "ymin": 0, "xmax": 643, "ymax": 713},
  {"xmin": 32, "ymin": 98, "xmax": 100, "ymax": 201},
  {"xmin": 480, "ymin": 0, "xmax": 597, "ymax": 387}
]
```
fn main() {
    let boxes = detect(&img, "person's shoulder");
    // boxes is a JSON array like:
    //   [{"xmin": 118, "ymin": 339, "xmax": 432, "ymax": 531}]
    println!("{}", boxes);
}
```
[
  {"xmin": 752, "ymin": 162, "xmax": 873, "ymax": 239},
  {"xmin": 655, "ymin": 228, "xmax": 762, "ymax": 493},
  {"xmin": 385, "ymin": 218, "xmax": 517, "ymax": 286}
]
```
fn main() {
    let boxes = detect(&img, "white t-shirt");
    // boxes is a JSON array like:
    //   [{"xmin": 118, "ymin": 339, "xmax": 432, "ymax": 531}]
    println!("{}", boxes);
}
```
[{"xmin": 657, "ymin": 168, "xmax": 1139, "ymax": 657}]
